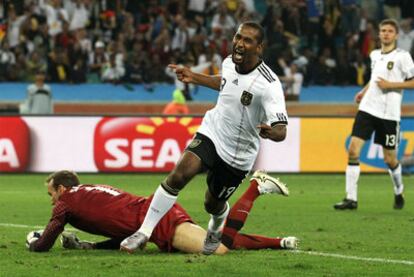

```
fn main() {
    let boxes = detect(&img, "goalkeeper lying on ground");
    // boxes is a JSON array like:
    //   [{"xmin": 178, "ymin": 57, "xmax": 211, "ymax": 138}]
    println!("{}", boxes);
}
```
[{"xmin": 26, "ymin": 170, "xmax": 298, "ymax": 254}]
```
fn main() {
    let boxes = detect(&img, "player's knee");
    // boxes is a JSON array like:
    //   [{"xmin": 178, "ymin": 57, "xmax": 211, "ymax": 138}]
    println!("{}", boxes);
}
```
[
  {"xmin": 384, "ymin": 156, "xmax": 398, "ymax": 168},
  {"xmin": 348, "ymin": 147, "xmax": 360, "ymax": 160}
]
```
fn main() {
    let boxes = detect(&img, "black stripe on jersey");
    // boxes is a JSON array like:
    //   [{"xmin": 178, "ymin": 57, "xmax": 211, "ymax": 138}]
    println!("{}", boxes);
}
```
[
  {"xmin": 258, "ymin": 66, "xmax": 275, "ymax": 83},
  {"xmin": 271, "ymin": 121, "xmax": 288, "ymax": 127},
  {"xmin": 259, "ymin": 64, "xmax": 276, "ymax": 81}
]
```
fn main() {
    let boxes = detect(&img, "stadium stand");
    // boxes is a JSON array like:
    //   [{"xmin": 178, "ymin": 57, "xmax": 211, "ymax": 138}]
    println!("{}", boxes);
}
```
[{"xmin": 0, "ymin": 0, "xmax": 413, "ymax": 115}]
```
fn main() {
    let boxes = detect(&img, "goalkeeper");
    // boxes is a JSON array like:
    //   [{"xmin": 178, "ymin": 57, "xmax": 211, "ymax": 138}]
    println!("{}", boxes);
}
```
[{"xmin": 27, "ymin": 170, "xmax": 297, "ymax": 253}]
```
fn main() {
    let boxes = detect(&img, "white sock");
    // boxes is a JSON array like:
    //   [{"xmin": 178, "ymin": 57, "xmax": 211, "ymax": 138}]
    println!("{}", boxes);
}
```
[
  {"xmin": 388, "ymin": 164, "xmax": 404, "ymax": 195},
  {"xmin": 207, "ymin": 202, "xmax": 230, "ymax": 234},
  {"xmin": 138, "ymin": 185, "xmax": 178, "ymax": 238},
  {"xmin": 346, "ymin": 165, "xmax": 360, "ymax": 201}
]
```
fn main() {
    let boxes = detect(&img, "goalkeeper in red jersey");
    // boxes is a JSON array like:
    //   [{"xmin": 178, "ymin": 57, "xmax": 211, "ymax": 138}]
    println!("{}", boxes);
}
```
[{"xmin": 26, "ymin": 170, "xmax": 298, "ymax": 253}]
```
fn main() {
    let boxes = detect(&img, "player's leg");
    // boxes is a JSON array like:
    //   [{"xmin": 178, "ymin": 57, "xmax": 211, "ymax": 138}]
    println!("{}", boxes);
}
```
[
  {"xmin": 383, "ymin": 148, "xmax": 404, "ymax": 209},
  {"xmin": 202, "ymin": 190, "xmax": 230, "ymax": 255},
  {"xmin": 334, "ymin": 111, "xmax": 373, "ymax": 210},
  {"xmin": 120, "ymin": 151, "xmax": 203, "ymax": 253},
  {"xmin": 172, "ymin": 222, "xmax": 228, "ymax": 254},
  {"xmin": 378, "ymin": 118, "xmax": 404, "ymax": 209},
  {"xmin": 334, "ymin": 136, "xmax": 365, "ymax": 209},
  {"xmin": 222, "ymin": 172, "xmax": 296, "ymax": 250},
  {"xmin": 202, "ymin": 161, "xmax": 248, "ymax": 255}
]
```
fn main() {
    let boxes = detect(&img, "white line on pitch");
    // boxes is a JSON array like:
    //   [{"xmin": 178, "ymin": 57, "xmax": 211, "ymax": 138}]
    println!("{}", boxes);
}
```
[
  {"xmin": 293, "ymin": 250, "xmax": 414, "ymax": 266},
  {"xmin": 1, "ymin": 222, "xmax": 413, "ymax": 265},
  {"xmin": 0, "ymin": 223, "xmax": 76, "ymax": 232}
]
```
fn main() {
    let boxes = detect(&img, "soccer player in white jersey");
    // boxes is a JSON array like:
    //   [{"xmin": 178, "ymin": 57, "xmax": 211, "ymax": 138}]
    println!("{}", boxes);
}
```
[
  {"xmin": 120, "ymin": 22, "xmax": 289, "ymax": 254},
  {"xmin": 334, "ymin": 19, "xmax": 414, "ymax": 211}
]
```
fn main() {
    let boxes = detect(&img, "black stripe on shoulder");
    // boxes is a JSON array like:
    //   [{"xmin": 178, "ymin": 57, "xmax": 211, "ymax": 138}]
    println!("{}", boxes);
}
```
[
  {"xmin": 258, "ymin": 67, "xmax": 274, "ymax": 83},
  {"xmin": 260, "ymin": 64, "xmax": 276, "ymax": 81}
]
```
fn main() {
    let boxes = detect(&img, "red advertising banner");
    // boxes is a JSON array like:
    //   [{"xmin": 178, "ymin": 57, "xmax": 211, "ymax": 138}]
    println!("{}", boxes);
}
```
[
  {"xmin": 94, "ymin": 117, "xmax": 202, "ymax": 172},
  {"xmin": 0, "ymin": 117, "xmax": 30, "ymax": 172}
]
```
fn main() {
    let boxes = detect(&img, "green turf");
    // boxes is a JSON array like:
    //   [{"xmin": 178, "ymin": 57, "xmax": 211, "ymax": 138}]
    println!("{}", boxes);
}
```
[{"xmin": 0, "ymin": 173, "xmax": 413, "ymax": 276}]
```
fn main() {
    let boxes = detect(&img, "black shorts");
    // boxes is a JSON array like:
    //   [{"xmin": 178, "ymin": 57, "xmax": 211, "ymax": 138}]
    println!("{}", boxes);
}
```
[
  {"xmin": 351, "ymin": 111, "xmax": 400, "ymax": 149},
  {"xmin": 185, "ymin": 133, "xmax": 248, "ymax": 200}
]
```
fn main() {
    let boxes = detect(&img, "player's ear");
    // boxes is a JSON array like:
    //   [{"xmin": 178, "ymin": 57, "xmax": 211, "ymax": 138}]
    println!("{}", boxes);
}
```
[
  {"xmin": 256, "ymin": 43, "xmax": 263, "ymax": 56},
  {"xmin": 57, "ymin": 184, "xmax": 66, "ymax": 194}
]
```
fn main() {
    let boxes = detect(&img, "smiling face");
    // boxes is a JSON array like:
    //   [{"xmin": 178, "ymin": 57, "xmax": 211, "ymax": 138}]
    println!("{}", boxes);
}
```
[{"xmin": 232, "ymin": 24, "xmax": 263, "ymax": 72}]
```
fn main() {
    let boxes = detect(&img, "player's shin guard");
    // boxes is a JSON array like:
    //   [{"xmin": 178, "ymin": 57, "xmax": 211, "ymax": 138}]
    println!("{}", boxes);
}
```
[
  {"xmin": 388, "ymin": 163, "xmax": 404, "ymax": 195},
  {"xmin": 346, "ymin": 163, "xmax": 360, "ymax": 201},
  {"xmin": 138, "ymin": 184, "xmax": 178, "ymax": 237},
  {"xmin": 208, "ymin": 202, "xmax": 229, "ymax": 234}
]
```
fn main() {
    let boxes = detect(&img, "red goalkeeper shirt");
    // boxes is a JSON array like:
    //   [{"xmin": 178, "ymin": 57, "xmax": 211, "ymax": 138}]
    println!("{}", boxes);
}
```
[{"xmin": 31, "ymin": 184, "xmax": 150, "ymax": 252}]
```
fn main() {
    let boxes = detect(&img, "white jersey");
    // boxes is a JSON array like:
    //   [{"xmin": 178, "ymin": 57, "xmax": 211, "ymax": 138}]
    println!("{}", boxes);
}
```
[
  {"xmin": 197, "ymin": 57, "xmax": 288, "ymax": 171},
  {"xmin": 359, "ymin": 48, "xmax": 414, "ymax": 121}
]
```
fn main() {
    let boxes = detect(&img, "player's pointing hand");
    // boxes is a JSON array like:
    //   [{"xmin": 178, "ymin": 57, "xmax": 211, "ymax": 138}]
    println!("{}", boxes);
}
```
[{"xmin": 168, "ymin": 64, "xmax": 194, "ymax": 83}]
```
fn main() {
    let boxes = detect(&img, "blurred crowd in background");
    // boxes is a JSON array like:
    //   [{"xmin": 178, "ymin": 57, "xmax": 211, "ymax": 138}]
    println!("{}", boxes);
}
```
[{"xmin": 0, "ymin": 0, "xmax": 413, "ymax": 92}]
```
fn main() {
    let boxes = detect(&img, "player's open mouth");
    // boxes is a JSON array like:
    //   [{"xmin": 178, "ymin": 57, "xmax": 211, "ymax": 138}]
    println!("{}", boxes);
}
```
[{"xmin": 233, "ymin": 49, "xmax": 244, "ymax": 61}]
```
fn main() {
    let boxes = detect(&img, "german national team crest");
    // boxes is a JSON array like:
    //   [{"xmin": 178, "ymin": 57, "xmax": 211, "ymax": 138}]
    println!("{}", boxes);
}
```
[
  {"xmin": 240, "ymin": 90, "xmax": 253, "ymax": 106},
  {"xmin": 188, "ymin": 139, "xmax": 202, "ymax": 148},
  {"xmin": 387, "ymin": 61, "xmax": 394, "ymax": 70}
]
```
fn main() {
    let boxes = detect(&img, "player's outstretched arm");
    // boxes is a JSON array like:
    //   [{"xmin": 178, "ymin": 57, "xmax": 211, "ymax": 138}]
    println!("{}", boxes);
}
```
[
  {"xmin": 376, "ymin": 77, "xmax": 414, "ymax": 90},
  {"xmin": 257, "ymin": 124, "xmax": 287, "ymax": 142},
  {"xmin": 168, "ymin": 64, "xmax": 221, "ymax": 91}
]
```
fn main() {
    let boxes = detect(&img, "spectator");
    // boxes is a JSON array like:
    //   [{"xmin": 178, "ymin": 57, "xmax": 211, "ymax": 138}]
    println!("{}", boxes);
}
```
[
  {"xmin": 171, "ymin": 17, "xmax": 191, "ymax": 53},
  {"xmin": 0, "ymin": 0, "xmax": 411, "ymax": 86},
  {"xmin": 383, "ymin": 0, "xmax": 401, "ymax": 21},
  {"xmin": 88, "ymin": 40, "xmax": 109, "ymax": 81},
  {"xmin": 123, "ymin": 53, "xmax": 148, "ymax": 84},
  {"xmin": 211, "ymin": 3, "xmax": 236, "ymax": 36},
  {"xmin": 39, "ymin": 0, "xmax": 69, "ymax": 37},
  {"xmin": 101, "ymin": 53, "xmax": 125, "ymax": 83},
  {"xmin": 48, "ymin": 48, "xmax": 71, "ymax": 83},
  {"xmin": 6, "ymin": 5, "xmax": 27, "ymax": 48},
  {"xmin": 68, "ymin": 0, "xmax": 90, "ymax": 31},
  {"xmin": 0, "ymin": 40, "xmax": 16, "ymax": 81},
  {"xmin": 25, "ymin": 50, "xmax": 47, "ymax": 82},
  {"xmin": 71, "ymin": 57, "xmax": 87, "ymax": 84},
  {"xmin": 398, "ymin": 19, "xmax": 414, "ymax": 53},
  {"xmin": 20, "ymin": 70, "xmax": 53, "ymax": 114},
  {"xmin": 280, "ymin": 62, "xmax": 304, "ymax": 101}
]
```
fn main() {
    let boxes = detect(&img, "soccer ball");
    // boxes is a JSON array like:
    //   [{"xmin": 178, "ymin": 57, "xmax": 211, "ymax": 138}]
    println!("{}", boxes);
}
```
[{"xmin": 26, "ymin": 230, "xmax": 43, "ymax": 249}]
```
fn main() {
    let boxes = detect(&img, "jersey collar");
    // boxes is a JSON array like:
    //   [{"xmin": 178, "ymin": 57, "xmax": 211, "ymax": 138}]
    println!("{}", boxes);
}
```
[
  {"xmin": 381, "ymin": 46, "xmax": 397, "ymax": 55},
  {"xmin": 235, "ymin": 60, "xmax": 263, "ymax": 75}
]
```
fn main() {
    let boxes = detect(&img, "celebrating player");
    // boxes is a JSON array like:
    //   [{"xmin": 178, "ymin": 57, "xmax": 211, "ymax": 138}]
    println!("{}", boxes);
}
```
[
  {"xmin": 120, "ymin": 21, "xmax": 288, "ymax": 254},
  {"xmin": 26, "ymin": 170, "xmax": 298, "ymax": 253},
  {"xmin": 334, "ymin": 19, "xmax": 414, "ymax": 210}
]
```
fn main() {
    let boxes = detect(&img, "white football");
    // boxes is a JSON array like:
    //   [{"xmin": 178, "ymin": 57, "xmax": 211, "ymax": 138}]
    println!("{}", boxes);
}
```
[{"xmin": 26, "ymin": 230, "xmax": 44, "ymax": 249}]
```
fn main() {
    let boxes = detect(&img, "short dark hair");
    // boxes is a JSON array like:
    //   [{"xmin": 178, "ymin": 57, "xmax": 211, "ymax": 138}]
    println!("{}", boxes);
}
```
[
  {"xmin": 379, "ymin": 19, "xmax": 399, "ymax": 33},
  {"xmin": 241, "ymin": 21, "xmax": 265, "ymax": 44},
  {"xmin": 46, "ymin": 170, "xmax": 80, "ymax": 190}
]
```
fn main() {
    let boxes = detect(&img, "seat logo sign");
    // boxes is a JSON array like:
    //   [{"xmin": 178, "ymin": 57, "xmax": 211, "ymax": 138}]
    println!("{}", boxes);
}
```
[
  {"xmin": 0, "ymin": 117, "xmax": 30, "ymax": 172},
  {"xmin": 345, "ymin": 119, "xmax": 414, "ymax": 169},
  {"xmin": 94, "ymin": 117, "xmax": 202, "ymax": 172}
]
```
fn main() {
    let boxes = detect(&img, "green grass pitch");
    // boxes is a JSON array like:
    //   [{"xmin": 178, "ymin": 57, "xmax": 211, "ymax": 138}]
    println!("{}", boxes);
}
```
[{"xmin": 0, "ymin": 173, "xmax": 413, "ymax": 276}]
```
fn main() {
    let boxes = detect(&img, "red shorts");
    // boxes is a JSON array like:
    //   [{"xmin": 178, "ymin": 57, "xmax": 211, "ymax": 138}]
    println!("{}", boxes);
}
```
[{"xmin": 139, "ymin": 196, "xmax": 194, "ymax": 252}]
